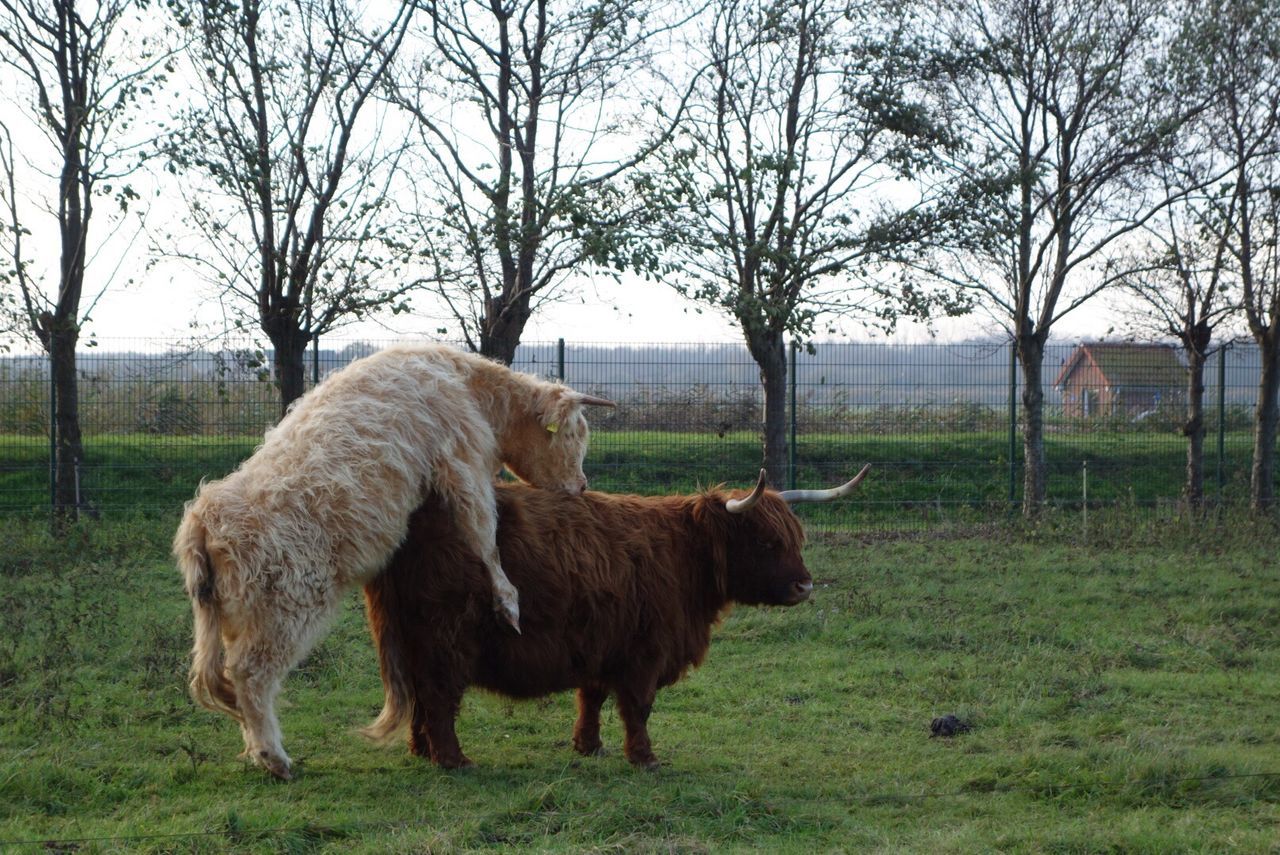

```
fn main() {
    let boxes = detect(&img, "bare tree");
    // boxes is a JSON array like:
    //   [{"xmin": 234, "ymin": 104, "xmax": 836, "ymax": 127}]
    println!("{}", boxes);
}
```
[
  {"xmin": 659, "ymin": 0, "xmax": 967, "ymax": 485},
  {"xmin": 389, "ymin": 0, "xmax": 692, "ymax": 365},
  {"xmin": 924, "ymin": 0, "xmax": 1190, "ymax": 514},
  {"xmin": 1180, "ymin": 0, "xmax": 1280, "ymax": 511},
  {"xmin": 0, "ymin": 0, "xmax": 169, "ymax": 521},
  {"xmin": 168, "ymin": 0, "xmax": 414, "ymax": 414},
  {"xmin": 1112, "ymin": 169, "xmax": 1241, "ymax": 508}
]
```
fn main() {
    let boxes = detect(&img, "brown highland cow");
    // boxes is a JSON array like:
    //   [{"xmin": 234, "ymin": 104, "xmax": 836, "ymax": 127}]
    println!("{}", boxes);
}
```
[{"xmin": 364, "ymin": 467, "xmax": 867, "ymax": 768}]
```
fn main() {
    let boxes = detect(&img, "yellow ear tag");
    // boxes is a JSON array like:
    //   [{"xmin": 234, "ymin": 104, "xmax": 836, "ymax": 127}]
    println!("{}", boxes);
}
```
[{"xmin": 546, "ymin": 422, "xmax": 559, "ymax": 434}]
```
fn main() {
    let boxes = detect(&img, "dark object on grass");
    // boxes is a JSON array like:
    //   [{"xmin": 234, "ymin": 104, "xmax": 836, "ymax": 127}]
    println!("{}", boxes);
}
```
[{"xmin": 930, "ymin": 714, "xmax": 971, "ymax": 737}]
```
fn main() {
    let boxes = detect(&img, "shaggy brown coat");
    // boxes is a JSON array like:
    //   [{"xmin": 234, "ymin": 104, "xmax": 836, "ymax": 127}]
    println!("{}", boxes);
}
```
[{"xmin": 364, "ymin": 481, "xmax": 813, "ymax": 769}]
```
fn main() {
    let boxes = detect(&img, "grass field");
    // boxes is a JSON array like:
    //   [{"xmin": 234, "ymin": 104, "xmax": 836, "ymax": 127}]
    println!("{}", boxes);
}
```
[
  {"xmin": 0, "ymin": 429, "xmax": 1267, "ymax": 526},
  {"xmin": 1, "ymin": 510, "xmax": 1278, "ymax": 852}
]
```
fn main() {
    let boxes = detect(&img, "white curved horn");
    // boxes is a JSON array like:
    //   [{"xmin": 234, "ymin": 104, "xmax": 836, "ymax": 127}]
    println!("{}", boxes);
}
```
[
  {"xmin": 573, "ymin": 393, "xmax": 616, "ymax": 408},
  {"xmin": 778, "ymin": 464, "xmax": 871, "ymax": 504},
  {"xmin": 725, "ymin": 469, "xmax": 769, "ymax": 514}
]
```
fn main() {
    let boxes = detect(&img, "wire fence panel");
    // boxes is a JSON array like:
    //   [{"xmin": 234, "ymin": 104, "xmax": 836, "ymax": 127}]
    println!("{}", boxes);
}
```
[
  {"xmin": 542, "ymin": 341, "xmax": 768, "ymax": 499},
  {"xmin": 0, "ymin": 337, "xmax": 1273, "ymax": 527}
]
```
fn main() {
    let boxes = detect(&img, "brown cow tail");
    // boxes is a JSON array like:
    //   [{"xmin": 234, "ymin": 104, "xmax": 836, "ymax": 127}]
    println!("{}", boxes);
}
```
[
  {"xmin": 360, "ymin": 583, "xmax": 413, "ymax": 742},
  {"xmin": 174, "ymin": 511, "xmax": 241, "ymax": 722}
]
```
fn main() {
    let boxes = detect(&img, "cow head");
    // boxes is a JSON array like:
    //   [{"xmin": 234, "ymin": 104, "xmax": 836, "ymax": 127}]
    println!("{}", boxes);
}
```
[
  {"xmin": 696, "ymin": 471, "xmax": 811, "ymax": 606},
  {"xmin": 710, "ymin": 466, "xmax": 870, "ymax": 606},
  {"xmin": 502, "ymin": 386, "xmax": 614, "ymax": 495}
]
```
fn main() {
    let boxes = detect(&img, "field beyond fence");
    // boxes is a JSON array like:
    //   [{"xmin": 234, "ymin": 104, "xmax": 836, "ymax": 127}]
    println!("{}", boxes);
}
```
[{"xmin": 0, "ymin": 337, "xmax": 1274, "ymax": 525}]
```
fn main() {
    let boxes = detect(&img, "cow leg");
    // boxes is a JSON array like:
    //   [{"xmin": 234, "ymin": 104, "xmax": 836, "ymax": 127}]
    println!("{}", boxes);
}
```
[
  {"xmin": 221, "ymin": 587, "xmax": 338, "ymax": 780},
  {"xmin": 410, "ymin": 690, "xmax": 472, "ymax": 769},
  {"xmin": 436, "ymin": 461, "xmax": 520, "ymax": 631},
  {"xmin": 614, "ymin": 681, "xmax": 660, "ymax": 769},
  {"xmin": 573, "ymin": 683, "xmax": 608, "ymax": 756},
  {"xmin": 224, "ymin": 644, "xmax": 292, "ymax": 780}
]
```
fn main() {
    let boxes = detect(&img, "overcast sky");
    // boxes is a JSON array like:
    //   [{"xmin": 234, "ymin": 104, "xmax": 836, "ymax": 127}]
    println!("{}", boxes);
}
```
[
  {"xmin": 25, "ymin": 234, "xmax": 1111, "ymax": 351},
  {"xmin": 0, "ymin": 4, "xmax": 1118, "ymax": 355}
]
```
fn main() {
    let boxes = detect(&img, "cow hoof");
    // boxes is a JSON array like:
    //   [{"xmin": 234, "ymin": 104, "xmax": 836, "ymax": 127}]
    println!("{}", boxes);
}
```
[
  {"xmin": 437, "ymin": 755, "xmax": 475, "ymax": 770},
  {"xmin": 627, "ymin": 754, "xmax": 660, "ymax": 770},
  {"xmin": 573, "ymin": 740, "xmax": 605, "ymax": 757},
  {"xmin": 495, "ymin": 598, "xmax": 521, "ymax": 634},
  {"xmin": 254, "ymin": 750, "xmax": 293, "ymax": 781}
]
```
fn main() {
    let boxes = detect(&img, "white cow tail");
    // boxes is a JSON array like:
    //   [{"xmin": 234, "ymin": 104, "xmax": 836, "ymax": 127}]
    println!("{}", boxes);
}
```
[{"xmin": 174, "ymin": 511, "xmax": 240, "ymax": 721}]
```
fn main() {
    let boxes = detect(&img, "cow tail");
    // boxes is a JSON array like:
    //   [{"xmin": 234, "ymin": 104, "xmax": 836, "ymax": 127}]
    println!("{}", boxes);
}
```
[
  {"xmin": 360, "ymin": 586, "xmax": 413, "ymax": 742},
  {"xmin": 175, "ymin": 511, "xmax": 241, "ymax": 722}
]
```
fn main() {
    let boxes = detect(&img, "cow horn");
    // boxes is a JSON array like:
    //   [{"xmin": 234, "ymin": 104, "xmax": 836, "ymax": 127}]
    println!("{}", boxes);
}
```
[
  {"xmin": 778, "ymin": 464, "xmax": 871, "ymax": 504},
  {"xmin": 573, "ymin": 393, "xmax": 616, "ymax": 408},
  {"xmin": 725, "ymin": 469, "xmax": 768, "ymax": 514}
]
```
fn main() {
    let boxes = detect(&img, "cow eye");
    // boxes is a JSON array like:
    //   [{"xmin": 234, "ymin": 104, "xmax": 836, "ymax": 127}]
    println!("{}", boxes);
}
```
[{"xmin": 759, "ymin": 540, "xmax": 776, "ymax": 551}]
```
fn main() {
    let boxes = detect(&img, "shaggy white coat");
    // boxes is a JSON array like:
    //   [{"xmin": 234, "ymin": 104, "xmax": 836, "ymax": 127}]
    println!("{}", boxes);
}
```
[{"xmin": 174, "ymin": 343, "xmax": 595, "ymax": 779}]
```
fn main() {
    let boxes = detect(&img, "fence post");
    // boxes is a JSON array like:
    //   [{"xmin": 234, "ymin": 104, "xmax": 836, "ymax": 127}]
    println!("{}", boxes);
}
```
[
  {"xmin": 1008, "ymin": 338, "xmax": 1017, "ymax": 507},
  {"xmin": 311, "ymin": 333, "xmax": 320, "ymax": 386},
  {"xmin": 1218, "ymin": 342, "xmax": 1228, "ymax": 497},
  {"xmin": 48, "ymin": 343, "xmax": 56, "ymax": 515},
  {"xmin": 789, "ymin": 339, "xmax": 798, "ymax": 491},
  {"xmin": 556, "ymin": 338, "xmax": 565, "ymax": 382},
  {"xmin": 1082, "ymin": 459, "xmax": 1088, "ymax": 543}
]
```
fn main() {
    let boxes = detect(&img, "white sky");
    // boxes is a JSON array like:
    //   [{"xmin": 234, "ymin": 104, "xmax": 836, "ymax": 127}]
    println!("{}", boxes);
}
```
[
  {"xmin": 0, "ymin": 3, "xmax": 1116, "ymax": 354},
  {"xmin": 47, "ymin": 237, "xmax": 1112, "ymax": 351},
  {"xmin": 84, "ymin": 263, "xmax": 754, "ymax": 346},
  {"xmin": 0, "ymin": 121, "xmax": 1110, "ymax": 353},
  {"xmin": 76, "ymin": 250, "xmax": 1115, "ymax": 348}
]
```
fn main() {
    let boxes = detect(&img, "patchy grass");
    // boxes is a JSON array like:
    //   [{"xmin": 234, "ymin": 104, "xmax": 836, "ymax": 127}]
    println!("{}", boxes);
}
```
[{"xmin": 0, "ymin": 513, "xmax": 1278, "ymax": 852}]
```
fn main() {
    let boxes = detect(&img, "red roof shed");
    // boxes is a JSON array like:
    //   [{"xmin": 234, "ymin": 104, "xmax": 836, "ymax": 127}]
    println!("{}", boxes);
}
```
[{"xmin": 1054, "ymin": 343, "xmax": 1186, "ymax": 418}]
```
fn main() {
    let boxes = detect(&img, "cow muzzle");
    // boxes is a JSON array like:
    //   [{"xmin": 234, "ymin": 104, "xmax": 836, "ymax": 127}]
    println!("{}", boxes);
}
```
[{"xmin": 787, "ymin": 580, "xmax": 813, "ymax": 604}]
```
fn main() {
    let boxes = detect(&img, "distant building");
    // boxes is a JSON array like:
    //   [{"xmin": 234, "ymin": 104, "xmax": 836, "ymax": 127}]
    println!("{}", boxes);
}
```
[{"xmin": 1054, "ymin": 343, "xmax": 1186, "ymax": 418}]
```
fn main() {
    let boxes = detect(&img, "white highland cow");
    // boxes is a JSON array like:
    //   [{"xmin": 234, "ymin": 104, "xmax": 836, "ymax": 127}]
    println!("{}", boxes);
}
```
[{"xmin": 173, "ymin": 343, "xmax": 613, "ymax": 779}]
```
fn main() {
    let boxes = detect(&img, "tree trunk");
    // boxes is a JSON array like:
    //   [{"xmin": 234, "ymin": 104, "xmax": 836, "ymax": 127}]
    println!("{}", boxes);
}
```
[
  {"xmin": 479, "ymin": 292, "xmax": 532, "ymax": 366},
  {"xmin": 1017, "ymin": 333, "xmax": 1047, "ymax": 515},
  {"xmin": 269, "ymin": 328, "xmax": 309, "ymax": 418},
  {"xmin": 1182, "ymin": 344, "xmax": 1207, "ymax": 509},
  {"xmin": 47, "ymin": 53, "xmax": 89, "ymax": 523},
  {"xmin": 1250, "ymin": 335, "xmax": 1280, "ymax": 511},
  {"xmin": 48, "ymin": 322, "xmax": 85, "ymax": 521},
  {"xmin": 745, "ymin": 330, "xmax": 788, "ymax": 487}
]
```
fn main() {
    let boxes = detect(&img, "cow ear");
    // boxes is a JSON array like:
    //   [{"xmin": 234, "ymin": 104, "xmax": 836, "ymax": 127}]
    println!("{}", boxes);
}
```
[{"xmin": 534, "ymin": 385, "xmax": 572, "ymax": 431}]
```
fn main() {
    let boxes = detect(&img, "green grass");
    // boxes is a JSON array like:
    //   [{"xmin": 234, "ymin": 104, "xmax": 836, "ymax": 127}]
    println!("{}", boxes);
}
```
[
  {"xmin": 1, "ymin": 512, "xmax": 1278, "ymax": 851},
  {"xmin": 0, "ymin": 429, "xmax": 1267, "ymax": 528}
]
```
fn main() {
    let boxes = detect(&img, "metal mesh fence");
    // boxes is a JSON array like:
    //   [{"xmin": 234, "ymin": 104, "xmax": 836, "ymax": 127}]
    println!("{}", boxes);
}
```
[{"xmin": 0, "ymin": 337, "xmax": 1272, "ymax": 527}]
